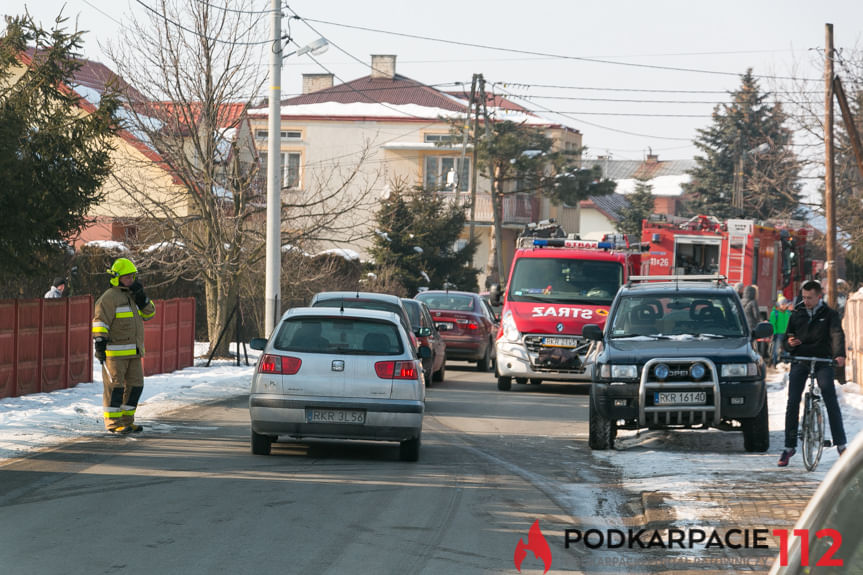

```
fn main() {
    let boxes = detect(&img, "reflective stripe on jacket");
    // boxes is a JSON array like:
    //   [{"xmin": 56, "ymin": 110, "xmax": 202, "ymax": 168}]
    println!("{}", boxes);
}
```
[{"xmin": 92, "ymin": 286, "xmax": 156, "ymax": 358}]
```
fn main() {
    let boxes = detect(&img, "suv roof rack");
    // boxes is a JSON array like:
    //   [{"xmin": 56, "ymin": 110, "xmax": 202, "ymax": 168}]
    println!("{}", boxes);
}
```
[{"xmin": 627, "ymin": 274, "xmax": 728, "ymax": 287}]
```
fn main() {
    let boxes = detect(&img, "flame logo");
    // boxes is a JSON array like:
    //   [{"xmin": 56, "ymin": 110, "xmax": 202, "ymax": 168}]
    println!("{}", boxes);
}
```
[{"xmin": 514, "ymin": 520, "xmax": 552, "ymax": 573}]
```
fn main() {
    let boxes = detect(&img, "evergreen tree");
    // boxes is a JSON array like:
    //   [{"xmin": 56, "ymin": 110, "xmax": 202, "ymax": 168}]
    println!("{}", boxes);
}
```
[
  {"xmin": 369, "ymin": 182, "xmax": 479, "ymax": 295},
  {"xmin": 616, "ymin": 179, "xmax": 654, "ymax": 238},
  {"xmin": 0, "ymin": 15, "xmax": 118, "ymax": 272},
  {"xmin": 683, "ymin": 69, "xmax": 802, "ymax": 220}
]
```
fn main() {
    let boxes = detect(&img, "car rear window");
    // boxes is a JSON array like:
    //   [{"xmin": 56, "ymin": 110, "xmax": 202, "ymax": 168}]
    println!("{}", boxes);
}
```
[
  {"xmin": 273, "ymin": 317, "xmax": 404, "ymax": 355},
  {"xmin": 416, "ymin": 293, "xmax": 475, "ymax": 312}
]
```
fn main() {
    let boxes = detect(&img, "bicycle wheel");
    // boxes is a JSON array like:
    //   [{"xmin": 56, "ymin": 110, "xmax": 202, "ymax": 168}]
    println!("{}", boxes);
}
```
[{"xmin": 801, "ymin": 395, "xmax": 825, "ymax": 471}]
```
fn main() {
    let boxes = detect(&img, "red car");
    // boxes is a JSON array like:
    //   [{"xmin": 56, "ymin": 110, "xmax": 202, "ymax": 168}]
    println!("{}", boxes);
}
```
[
  {"xmin": 415, "ymin": 290, "xmax": 498, "ymax": 372},
  {"xmin": 402, "ymin": 299, "xmax": 447, "ymax": 385}
]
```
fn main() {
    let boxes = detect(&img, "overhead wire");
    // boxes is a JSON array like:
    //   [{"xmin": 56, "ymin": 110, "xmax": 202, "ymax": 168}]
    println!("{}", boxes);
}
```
[
  {"xmin": 132, "ymin": 0, "xmax": 278, "ymax": 47},
  {"xmin": 298, "ymin": 15, "xmax": 821, "ymax": 83},
  {"xmin": 489, "ymin": 82, "xmax": 693, "ymax": 141},
  {"xmin": 279, "ymin": 7, "xmax": 444, "ymax": 121}
]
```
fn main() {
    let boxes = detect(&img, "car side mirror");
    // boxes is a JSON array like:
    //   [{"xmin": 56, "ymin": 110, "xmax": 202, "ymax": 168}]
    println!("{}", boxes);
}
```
[
  {"xmin": 250, "ymin": 337, "xmax": 268, "ymax": 351},
  {"xmin": 582, "ymin": 324, "xmax": 603, "ymax": 341},
  {"xmin": 416, "ymin": 326, "xmax": 432, "ymax": 338},
  {"xmin": 753, "ymin": 322, "xmax": 773, "ymax": 339},
  {"xmin": 489, "ymin": 284, "xmax": 502, "ymax": 306},
  {"xmin": 417, "ymin": 345, "xmax": 432, "ymax": 359}
]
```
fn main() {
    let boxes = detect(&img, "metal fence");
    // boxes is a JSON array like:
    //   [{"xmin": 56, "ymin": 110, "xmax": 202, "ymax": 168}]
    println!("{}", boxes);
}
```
[{"xmin": 0, "ymin": 296, "xmax": 195, "ymax": 399}]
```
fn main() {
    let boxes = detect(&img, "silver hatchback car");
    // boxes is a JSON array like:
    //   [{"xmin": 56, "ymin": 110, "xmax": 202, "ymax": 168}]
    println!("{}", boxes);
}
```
[{"xmin": 249, "ymin": 307, "xmax": 427, "ymax": 461}]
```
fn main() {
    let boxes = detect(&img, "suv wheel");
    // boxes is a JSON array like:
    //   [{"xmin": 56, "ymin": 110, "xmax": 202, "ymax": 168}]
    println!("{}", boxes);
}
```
[
  {"xmin": 251, "ymin": 430, "xmax": 273, "ymax": 455},
  {"xmin": 588, "ymin": 387, "xmax": 615, "ymax": 450},
  {"xmin": 497, "ymin": 376, "xmax": 512, "ymax": 391},
  {"xmin": 742, "ymin": 395, "xmax": 770, "ymax": 452}
]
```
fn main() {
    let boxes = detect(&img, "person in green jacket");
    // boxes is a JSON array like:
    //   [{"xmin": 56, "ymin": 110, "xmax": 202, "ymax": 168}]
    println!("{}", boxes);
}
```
[{"xmin": 769, "ymin": 294, "xmax": 791, "ymax": 366}]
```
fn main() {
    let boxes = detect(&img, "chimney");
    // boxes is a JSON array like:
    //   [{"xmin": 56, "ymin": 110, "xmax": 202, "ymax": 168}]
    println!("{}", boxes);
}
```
[
  {"xmin": 302, "ymin": 73, "xmax": 334, "ymax": 94},
  {"xmin": 370, "ymin": 55, "xmax": 396, "ymax": 79},
  {"xmin": 646, "ymin": 146, "xmax": 658, "ymax": 163}
]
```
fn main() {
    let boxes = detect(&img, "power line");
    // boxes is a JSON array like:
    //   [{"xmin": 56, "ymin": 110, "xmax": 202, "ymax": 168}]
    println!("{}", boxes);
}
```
[
  {"xmin": 299, "ymin": 15, "xmax": 821, "ymax": 83},
  {"xmin": 280, "ymin": 8, "xmax": 443, "ymax": 121},
  {"xmin": 133, "ymin": 0, "xmax": 276, "ymax": 47},
  {"xmin": 491, "ymin": 84, "xmax": 692, "ymax": 142},
  {"xmin": 191, "ymin": 0, "xmax": 274, "ymax": 15},
  {"xmin": 78, "ymin": 0, "xmax": 123, "ymax": 25},
  {"xmin": 494, "ymin": 81, "xmax": 824, "ymax": 96}
]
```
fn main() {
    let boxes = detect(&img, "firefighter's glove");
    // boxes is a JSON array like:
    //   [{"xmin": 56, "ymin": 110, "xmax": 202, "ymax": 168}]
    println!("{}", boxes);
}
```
[
  {"xmin": 94, "ymin": 338, "xmax": 107, "ymax": 364},
  {"xmin": 130, "ymin": 280, "xmax": 150, "ymax": 310}
]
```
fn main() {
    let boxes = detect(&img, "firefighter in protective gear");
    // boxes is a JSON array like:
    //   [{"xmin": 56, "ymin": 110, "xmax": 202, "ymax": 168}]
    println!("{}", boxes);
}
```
[{"xmin": 92, "ymin": 258, "xmax": 156, "ymax": 433}]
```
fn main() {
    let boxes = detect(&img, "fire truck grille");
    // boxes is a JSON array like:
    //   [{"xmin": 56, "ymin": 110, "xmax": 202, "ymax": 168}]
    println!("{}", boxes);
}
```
[{"xmin": 524, "ymin": 335, "xmax": 588, "ymax": 373}]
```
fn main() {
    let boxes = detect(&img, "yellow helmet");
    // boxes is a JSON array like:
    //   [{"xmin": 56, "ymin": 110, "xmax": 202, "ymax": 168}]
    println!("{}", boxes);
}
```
[{"xmin": 108, "ymin": 258, "xmax": 137, "ymax": 286}]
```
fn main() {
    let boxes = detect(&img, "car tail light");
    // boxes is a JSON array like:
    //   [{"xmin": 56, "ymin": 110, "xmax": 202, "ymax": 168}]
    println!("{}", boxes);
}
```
[
  {"xmin": 467, "ymin": 322, "xmax": 478, "ymax": 330},
  {"xmin": 375, "ymin": 360, "xmax": 419, "ymax": 380},
  {"xmin": 259, "ymin": 354, "xmax": 302, "ymax": 375}
]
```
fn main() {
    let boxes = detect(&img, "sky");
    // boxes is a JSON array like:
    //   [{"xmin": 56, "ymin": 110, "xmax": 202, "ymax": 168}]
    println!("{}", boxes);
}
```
[
  {"xmin": 9, "ymin": 0, "xmax": 863, "ymax": 165},
  {"xmin": 1, "ymin": 342, "xmax": 863, "ymax": 536}
]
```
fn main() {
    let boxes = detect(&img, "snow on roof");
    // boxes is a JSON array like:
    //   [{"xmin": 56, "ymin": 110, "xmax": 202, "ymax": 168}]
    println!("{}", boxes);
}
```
[
  {"xmin": 84, "ymin": 240, "xmax": 129, "ymax": 251},
  {"xmin": 144, "ymin": 240, "xmax": 185, "ymax": 253},
  {"xmin": 248, "ymin": 100, "xmax": 552, "ymax": 126},
  {"xmin": 614, "ymin": 174, "xmax": 691, "ymax": 197},
  {"xmin": 315, "ymin": 248, "xmax": 361, "ymax": 261}
]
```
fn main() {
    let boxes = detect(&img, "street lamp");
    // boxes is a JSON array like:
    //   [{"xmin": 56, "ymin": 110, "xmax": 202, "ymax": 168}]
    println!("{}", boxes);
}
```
[{"xmin": 264, "ymin": 0, "xmax": 328, "ymax": 335}]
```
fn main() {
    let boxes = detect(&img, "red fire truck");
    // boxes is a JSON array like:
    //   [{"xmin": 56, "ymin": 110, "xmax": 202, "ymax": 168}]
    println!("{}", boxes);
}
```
[
  {"xmin": 490, "ymin": 224, "xmax": 644, "ymax": 390},
  {"xmin": 639, "ymin": 215, "xmax": 814, "ymax": 314}
]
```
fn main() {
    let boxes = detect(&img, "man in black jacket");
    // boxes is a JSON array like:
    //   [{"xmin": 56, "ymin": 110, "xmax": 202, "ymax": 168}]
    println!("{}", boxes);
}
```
[{"xmin": 778, "ymin": 280, "xmax": 847, "ymax": 467}]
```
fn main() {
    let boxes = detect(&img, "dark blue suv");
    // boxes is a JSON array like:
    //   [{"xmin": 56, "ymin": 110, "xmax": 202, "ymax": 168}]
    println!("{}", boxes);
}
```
[{"xmin": 582, "ymin": 276, "xmax": 773, "ymax": 451}]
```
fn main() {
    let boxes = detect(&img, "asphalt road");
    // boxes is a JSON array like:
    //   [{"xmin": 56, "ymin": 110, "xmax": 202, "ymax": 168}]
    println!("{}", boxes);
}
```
[{"xmin": 0, "ymin": 364, "xmax": 790, "ymax": 574}]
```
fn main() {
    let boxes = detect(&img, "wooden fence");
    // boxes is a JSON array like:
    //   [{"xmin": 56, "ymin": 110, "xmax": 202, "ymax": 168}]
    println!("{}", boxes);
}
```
[
  {"xmin": 844, "ymin": 290, "xmax": 863, "ymax": 391},
  {"xmin": 0, "ymin": 296, "xmax": 195, "ymax": 399}
]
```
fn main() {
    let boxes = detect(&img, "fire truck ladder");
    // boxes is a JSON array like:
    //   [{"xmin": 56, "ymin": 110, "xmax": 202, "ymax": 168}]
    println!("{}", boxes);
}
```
[{"xmin": 725, "ymin": 230, "xmax": 747, "ymax": 285}]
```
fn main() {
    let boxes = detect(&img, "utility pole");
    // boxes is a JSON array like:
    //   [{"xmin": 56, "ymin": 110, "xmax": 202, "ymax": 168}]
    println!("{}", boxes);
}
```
[
  {"xmin": 264, "ymin": 0, "xmax": 282, "ymax": 336},
  {"xmin": 825, "ymin": 23, "xmax": 838, "ymax": 309},
  {"xmin": 478, "ymin": 79, "xmax": 506, "ymax": 286},
  {"xmin": 463, "ymin": 75, "xmax": 478, "ymax": 243}
]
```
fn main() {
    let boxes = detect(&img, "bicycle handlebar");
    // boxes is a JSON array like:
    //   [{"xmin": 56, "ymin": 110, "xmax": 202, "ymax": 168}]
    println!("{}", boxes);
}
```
[{"xmin": 779, "ymin": 353, "xmax": 835, "ymax": 365}]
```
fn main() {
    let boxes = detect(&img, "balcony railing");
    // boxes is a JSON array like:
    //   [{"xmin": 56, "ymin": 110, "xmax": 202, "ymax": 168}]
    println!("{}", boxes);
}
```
[{"xmin": 436, "ymin": 191, "xmax": 539, "ymax": 225}]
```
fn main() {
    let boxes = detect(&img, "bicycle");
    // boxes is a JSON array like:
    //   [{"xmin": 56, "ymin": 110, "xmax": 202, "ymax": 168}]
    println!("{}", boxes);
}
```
[{"xmin": 782, "ymin": 353, "xmax": 835, "ymax": 471}]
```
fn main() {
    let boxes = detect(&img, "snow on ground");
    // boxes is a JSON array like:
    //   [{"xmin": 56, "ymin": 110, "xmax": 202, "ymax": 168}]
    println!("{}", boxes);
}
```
[
  {"xmin": 0, "ymin": 343, "xmax": 258, "ymax": 462},
  {"xmin": 592, "ymin": 364, "xmax": 863, "ymax": 528}
]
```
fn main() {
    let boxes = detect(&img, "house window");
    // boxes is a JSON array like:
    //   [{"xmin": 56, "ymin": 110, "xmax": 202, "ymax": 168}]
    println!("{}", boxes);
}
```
[
  {"xmin": 255, "ymin": 129, "xmax": 303, "ymax": 141},
  {"xmin": 260, "ymin": 151, "xmax": 302, "ymax": 188},
  {"xmin": 424, "ymin": 156, "xmax": 470, "ymax": 192},
  {"xmin": 424, "ymin": 133, "xmax": 457, "ymax": 144},
  {"xmin": 284, "ymin": 152, "xmax": 300, "ymax": 188}
]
